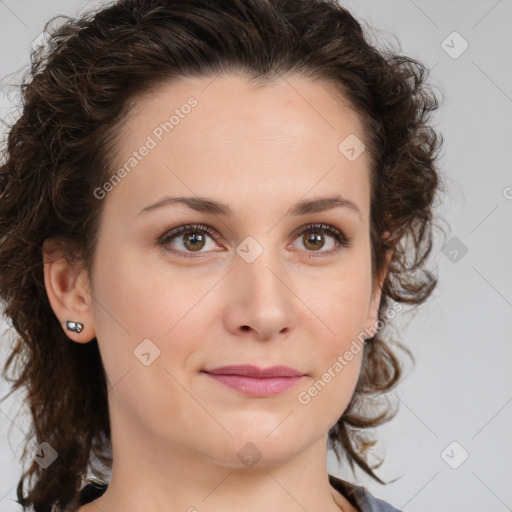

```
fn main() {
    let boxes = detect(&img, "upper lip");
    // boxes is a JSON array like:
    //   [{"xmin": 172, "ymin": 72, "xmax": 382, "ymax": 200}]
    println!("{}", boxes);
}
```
[{"xmin": 203, "ymin": 365, "xmax": 304, "ymax": 378}]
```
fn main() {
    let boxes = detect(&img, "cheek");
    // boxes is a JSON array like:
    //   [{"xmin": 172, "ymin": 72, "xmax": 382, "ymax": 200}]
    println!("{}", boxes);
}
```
[
  {"xmin": 292, "ymin": 257, "xmax": 371, "ymax": 416},
  {"xmin": 93, "ymin": 243, "xmax": 209, "ymax": 335},
  {"xmin": 90, "ymin": 245, "xmax": 220, "ymax": 387},
  {"xmin": 89, "ymin": 249, "xmax": 210, "ymax": 437},
  {"xmin": 295, "ymin": 280, "xmax": 367, "ymax": 425},
  {"xmin": 298, "ymin": 256, "xmax": 372, "ymax": 345},
  {"xmin": 298, "ymin": 351, "xmax": 363, "ymax": 432}
]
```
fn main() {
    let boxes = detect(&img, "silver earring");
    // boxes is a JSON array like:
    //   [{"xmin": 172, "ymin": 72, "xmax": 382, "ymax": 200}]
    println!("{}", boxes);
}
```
[{"xmin": 66, "ymin": 320, "xmax": 84, "ymax": 333}]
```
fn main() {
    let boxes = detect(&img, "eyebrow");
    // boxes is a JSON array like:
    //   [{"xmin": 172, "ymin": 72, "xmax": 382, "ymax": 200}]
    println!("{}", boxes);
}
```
[{"xmin": 137, "ymin": 194, "xmax": 362, "ymax": 221}]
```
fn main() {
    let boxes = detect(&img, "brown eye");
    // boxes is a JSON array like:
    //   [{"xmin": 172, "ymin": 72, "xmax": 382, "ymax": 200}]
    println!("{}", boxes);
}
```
[
  {"xmin": 182, "ymin": 231, "xmax": 207, "ymax": 251},
  {"xmin": 292, "ymin": 223, "xmax": 351, "ymax": 255},
  {"xmin": 160, "ymin": 224, "xmax": 219, "ymax": 257},
  {"xmin": 302, "ymin": 232, "xmax": 326, "ymax": 251}
]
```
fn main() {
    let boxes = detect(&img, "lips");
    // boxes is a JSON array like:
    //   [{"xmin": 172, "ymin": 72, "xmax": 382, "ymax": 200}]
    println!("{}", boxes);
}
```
[
  {"xmin": 202, "ymin": 365, "xmax": 305, "ymax": 397},
  {"xmin": 203, "ymin": 364, "xmax": 304, "ymax": 378}
]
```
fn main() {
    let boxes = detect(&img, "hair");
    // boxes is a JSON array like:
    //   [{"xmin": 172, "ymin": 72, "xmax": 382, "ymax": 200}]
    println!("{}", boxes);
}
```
[{"xmin": 0, "ymin": 0, "xmax": 446, "ymax": 510}]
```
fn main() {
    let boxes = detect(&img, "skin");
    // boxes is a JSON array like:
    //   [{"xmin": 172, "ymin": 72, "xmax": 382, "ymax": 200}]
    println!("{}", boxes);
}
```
[{"xmin": 43, "ymin": 74, "xmax": 391, "ymax": 512}]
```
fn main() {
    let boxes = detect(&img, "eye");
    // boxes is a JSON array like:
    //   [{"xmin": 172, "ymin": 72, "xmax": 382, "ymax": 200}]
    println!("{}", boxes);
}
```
[
  {"xmin": 291, "ymin": 223, "xmax": 351, "ymax": 256},
  {"xmin": 158, "ymin": 222, "xmax": 351, "ymax": 259},
  {"xmin": 159, "ymin": 224, "xmax": 221, "ymax": 258}
]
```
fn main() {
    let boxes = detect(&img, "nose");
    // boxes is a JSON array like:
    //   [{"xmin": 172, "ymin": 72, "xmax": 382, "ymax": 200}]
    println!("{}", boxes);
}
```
[{"xmin": 222, "ymin": 247, "xmax": 298, "ymax": 341}]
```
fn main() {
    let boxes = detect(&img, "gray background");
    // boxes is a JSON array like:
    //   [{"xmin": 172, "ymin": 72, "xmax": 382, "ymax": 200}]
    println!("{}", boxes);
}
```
[{"xmin": 1, "ymin": 1, "xmax": 511, "ymax": 511}]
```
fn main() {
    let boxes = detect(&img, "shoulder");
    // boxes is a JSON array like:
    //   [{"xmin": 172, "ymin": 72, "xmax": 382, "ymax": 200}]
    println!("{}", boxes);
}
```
[{"xmin": 328, "ymin": 474, "xmax": 403, "ymax": 512}]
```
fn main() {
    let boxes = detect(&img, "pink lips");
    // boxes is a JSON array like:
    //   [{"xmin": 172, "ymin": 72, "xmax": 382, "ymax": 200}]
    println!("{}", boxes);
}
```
[{"xmin": 202, "ymin": 365, "xmax": 304, "ymax": 397}]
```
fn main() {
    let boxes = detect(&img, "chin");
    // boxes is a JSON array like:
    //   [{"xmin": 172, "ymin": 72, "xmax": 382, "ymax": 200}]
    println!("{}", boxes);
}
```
[{"xmin": 203, "ymin": 427, "xmax": 313, "ymax": 469}]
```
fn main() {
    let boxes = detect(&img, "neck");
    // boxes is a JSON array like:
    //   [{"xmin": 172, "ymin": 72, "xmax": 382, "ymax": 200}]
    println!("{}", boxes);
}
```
[{"xmin": 85, "ymin": 399, "xmax": 346, "ymax": 512}]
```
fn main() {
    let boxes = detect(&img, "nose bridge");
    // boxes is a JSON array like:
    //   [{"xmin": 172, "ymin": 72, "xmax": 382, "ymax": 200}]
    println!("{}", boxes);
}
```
[
  {"xmin": 238, "ymin": 237, "xmax": 287, "ymax": 301},
  {"xmin": 227, "ymin": 235, "xmax": 296, "ymax": 336}
]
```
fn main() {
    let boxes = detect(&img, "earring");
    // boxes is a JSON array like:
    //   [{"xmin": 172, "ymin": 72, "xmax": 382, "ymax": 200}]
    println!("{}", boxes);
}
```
[{"xmin": 66, "ymin": 320, "xmax": 84, "ymax": 333}]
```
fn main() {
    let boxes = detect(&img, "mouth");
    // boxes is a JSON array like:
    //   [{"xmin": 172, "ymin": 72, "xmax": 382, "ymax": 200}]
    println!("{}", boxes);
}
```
[{"xmin": 201, "ymin": 365, "xmax": 305, "ymax": 397}]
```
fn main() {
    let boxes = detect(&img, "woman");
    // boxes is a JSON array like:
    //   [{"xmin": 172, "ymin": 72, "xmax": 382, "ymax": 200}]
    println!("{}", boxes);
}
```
[{"xmin": 0, "ymin": 0, "xmax": 444, "ymax": 511}]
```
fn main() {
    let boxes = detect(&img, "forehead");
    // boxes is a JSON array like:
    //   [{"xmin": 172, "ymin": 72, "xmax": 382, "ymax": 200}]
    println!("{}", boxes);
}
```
[
  {"xmin": 124, "ymin": 74, "xmax": 364, "ymax": 147},
  {"xmin": 104, "ymin": 74, "xmax": 371, "ymax": 223}
]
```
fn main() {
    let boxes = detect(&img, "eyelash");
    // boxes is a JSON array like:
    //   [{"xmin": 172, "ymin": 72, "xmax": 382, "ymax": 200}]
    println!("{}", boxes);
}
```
[{"xmin": 158, "ymin": 223, "xmax": 352, "ymax": 258}]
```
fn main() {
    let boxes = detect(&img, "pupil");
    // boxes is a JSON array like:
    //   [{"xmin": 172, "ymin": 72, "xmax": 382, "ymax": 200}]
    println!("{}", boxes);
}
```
[
  {"xmin": 305, "ymin": 233, "xmax": 324, "ymax": 250},
  {"xmin": 186, "ymin": 232, "xmax": 205, "ymax": 250}
]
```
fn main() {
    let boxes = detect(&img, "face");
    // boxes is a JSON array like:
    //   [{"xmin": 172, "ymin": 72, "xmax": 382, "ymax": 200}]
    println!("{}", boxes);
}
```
[{"xmin": 70, "ymin": 74, "xmax": 386, "ymax": 467}]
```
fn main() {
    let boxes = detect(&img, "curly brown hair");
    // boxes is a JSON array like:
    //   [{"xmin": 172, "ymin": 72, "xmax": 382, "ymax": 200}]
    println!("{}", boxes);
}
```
[{"xmin": 0, "ymin": 0, "xmax": 446, "ymax": 510}]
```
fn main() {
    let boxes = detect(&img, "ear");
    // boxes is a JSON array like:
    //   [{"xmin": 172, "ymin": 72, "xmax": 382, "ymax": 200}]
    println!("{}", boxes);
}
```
[
  {"xmin": 42, "ymin": 238, "xmax": 96, "ymax": 343},
  {"xmin": 364, "ymin": 248, "xmax": 393, "ymax": 337}
]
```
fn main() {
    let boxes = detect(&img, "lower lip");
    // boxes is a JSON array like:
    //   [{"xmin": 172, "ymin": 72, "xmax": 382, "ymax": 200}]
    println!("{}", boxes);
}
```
[{"xmin": 204, "ymin": 373, "xmax": 303, "ymax": 397}]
